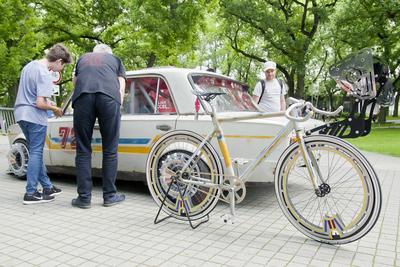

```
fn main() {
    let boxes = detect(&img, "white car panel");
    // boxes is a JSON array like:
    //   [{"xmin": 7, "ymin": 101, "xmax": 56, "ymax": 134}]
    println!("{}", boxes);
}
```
[{"xmin": 7, "ymin": 67, "xmax": 324, "ymax": 183}]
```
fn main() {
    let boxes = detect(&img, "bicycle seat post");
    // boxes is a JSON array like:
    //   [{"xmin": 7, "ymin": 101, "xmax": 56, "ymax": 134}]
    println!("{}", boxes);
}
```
[
  {"xmin": 209, "ymin": 101, "xmax": 237, "ymax": 224},
  {"xmin": 196, "ymin": 91, "xmax": 237, "ymax": 224}
]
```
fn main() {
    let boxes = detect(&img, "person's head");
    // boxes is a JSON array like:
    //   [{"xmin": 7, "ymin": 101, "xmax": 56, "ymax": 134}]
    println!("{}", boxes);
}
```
[
  {"xmin": 46, "ymin": 43, "xmax": 72, "ymax": 72},
  {"xmin": 93, "ymin": 43, "xmax": 113, "ymax": 54},
  {"xmin": 263, "ymin": 61, "xmax": 276, "ymax": 81}
]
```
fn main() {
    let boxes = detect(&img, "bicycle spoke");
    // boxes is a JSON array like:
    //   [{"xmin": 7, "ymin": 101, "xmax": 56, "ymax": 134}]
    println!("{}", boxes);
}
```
[
  {"xmin": 147, "ymin": 133, "xmax": 222, "ymax": 221},
  {"xmin": 276, "ymin": 137, "xmax": 380, "ymax": 244}
]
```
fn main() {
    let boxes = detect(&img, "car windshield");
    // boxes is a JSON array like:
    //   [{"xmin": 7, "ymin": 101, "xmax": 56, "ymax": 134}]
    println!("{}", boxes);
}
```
[{"xmin": 190, "ymin": 74, "xmax": 258, "ymax": 112}]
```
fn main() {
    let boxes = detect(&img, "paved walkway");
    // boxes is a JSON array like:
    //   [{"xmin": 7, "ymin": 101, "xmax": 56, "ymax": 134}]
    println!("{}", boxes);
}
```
[{"xmin": 0, "ymin": 136, "xmax": 399, "ymax": 267}]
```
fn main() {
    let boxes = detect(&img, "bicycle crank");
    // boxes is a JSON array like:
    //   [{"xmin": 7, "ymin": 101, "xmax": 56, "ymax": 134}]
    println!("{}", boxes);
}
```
[{"xmin": 220, "ymin": 177, "xmax": 246, "ymax": 204}]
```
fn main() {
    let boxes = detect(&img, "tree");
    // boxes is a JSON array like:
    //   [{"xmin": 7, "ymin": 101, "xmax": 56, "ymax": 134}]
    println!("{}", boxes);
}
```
[
  {"xmin": 0, "ymin": 0, "xmax": 44, "ymax": 106},
  {"xmin": 1, "ymin": 0, "xmax": 210, "ymax": 106},
  {"xmin": 119, "ymin": 0, "xmax": 208, "ymax": 68},
  {"xmin": 185, "ymin": 10, "xmax": 263, "ymax": 88},
  {"xmin": 332, "ymin": 0, "xmax": 400, "ymax": 118},
  {"xmin": 219, "ymin": 0, "xmax": 339, "ymax": 98}
]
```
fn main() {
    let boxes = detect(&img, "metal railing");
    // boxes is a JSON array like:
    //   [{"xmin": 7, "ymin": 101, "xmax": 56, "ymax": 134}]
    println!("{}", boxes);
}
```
[{"xmin": 0, "ymin": 107, "xmax": 15, "ymax": 134}]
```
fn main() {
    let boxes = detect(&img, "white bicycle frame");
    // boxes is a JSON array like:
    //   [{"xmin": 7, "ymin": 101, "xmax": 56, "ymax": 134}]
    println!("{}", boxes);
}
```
[{"xmin": 177, "ymin": 97, "xmax": 343, "ymax": 218}]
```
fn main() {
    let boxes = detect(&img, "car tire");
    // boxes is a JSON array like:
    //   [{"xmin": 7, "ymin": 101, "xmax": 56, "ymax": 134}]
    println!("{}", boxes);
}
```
[{"xmin": 8, "ymin": 139, "xmax": 29, "ymax": 179}]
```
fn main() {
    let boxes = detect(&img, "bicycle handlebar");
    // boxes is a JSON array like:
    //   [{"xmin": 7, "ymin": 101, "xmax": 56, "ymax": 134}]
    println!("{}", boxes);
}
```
[
  {"xmin": 285, "ymin": 102, "xmax": 314, "ymax": 122},
  {"xmin": 285, "ymin": 97, "xmax": 343, "ymax": 122}
]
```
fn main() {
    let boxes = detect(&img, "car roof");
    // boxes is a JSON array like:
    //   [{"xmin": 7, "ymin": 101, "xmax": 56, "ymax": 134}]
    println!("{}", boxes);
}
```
[
  {"xmin": 125, "ymin": 67, "xmax": 248, "ymax": 114},
  {"xmin": 125, "ymin": 67, "xmax": 234, "ymax": 81}
]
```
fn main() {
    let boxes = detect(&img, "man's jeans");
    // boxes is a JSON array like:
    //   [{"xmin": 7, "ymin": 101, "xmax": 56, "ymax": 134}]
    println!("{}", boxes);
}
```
[
  {"xmin": 18, "ymin": 120, "xmax": 52, "ymax": 195},
  {"xmin": 73, "ymin": 93, "xmax": 121, "ymax": 202}
]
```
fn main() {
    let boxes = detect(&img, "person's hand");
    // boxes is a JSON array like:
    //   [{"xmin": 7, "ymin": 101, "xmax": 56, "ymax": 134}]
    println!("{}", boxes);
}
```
[{"xmin": 53, "ymin": 107, "xmax": 64, "ymax": 117}]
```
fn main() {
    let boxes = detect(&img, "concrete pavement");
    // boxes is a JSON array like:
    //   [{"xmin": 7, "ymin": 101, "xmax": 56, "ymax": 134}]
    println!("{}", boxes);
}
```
[{"xmin": 0, "ymin": 135, "xmax": 399, "ymax": 266}]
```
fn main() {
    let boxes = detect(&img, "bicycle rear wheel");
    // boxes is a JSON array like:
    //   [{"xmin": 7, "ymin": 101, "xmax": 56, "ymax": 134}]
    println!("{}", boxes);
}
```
[
  {"xmin": 275, "ymin": 135, "xmax": 381, "ymax": 244},
  {"xmin": 146, "ymin": 130, "xmax": 223, "ymax": 221}
]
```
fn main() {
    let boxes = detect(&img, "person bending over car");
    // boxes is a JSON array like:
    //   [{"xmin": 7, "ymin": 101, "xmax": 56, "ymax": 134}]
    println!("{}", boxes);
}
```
[{"xmin": 71, "ymin": 44, "xmax": 126, "ymax": 209}]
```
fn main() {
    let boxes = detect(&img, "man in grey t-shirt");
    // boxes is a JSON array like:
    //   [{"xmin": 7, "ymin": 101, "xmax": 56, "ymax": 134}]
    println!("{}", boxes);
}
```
[
  {"xmin": 71, "ymin": 44, "xmax": 126, "ymax": 209},
  {"xmin": 14, "ymin": 43, "xmax": 72, "ymax": 204}
]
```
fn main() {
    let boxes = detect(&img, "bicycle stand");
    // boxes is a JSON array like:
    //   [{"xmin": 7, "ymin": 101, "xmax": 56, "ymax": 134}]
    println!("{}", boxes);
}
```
[{"xmin": 154, "ymin": 177, "xmax": 209, "ymax": 229}]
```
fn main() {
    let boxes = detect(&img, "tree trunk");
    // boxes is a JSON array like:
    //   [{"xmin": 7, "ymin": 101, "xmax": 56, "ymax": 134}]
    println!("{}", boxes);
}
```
[
  {"xmin": 146, "ymin": 53, "xmax": 156, "ymax": 68},
  {"xmin": 286, "ymin": 75, "xmax": 295, "ymax": 97},
  {"xmin": 295, "ymin": 73, "xmax": 305, "ymax": 98},
  {"xmin": 328, "ymin": 93, "xmax": 334, "ymax": 111},
  {"xmin": 244, "ymin": 58, "xmax": 252, "ymax": 83},
  {"xmin": 377, "ymin": 106, "xmax": 387, "ymax": 123},
  {"xmin": 7, "ymin": 82, "xmax": 19, "ymax": 107},
  {"xmin": 226, "ymin": 61, "xmax": 232, "ymax": 77},
  {"xmin": 394, "ymin": 91, "xmax": 399, "ymax": 117}
]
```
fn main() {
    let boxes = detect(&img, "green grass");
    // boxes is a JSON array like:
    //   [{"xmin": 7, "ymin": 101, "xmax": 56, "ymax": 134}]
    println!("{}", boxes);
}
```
[
  {"xmin": 387, "ymin": 115, "xmax": 399, "ymax": 121},
  {"xmin": 346, "ymin": 127, "xmax": 400, "ymax": 157}
]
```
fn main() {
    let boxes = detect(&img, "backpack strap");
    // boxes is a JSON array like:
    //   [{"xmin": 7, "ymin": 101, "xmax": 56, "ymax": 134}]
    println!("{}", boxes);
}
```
[
  {"xmin": 258, "ymin": 79, "xmax": 283, "ymax": 104},
  {"xmin": 258, "ymin": 79, "xmax": 265, "ymax": 104},
  {"xmin": 277, "ymin": 78, "xmax": 283, "ymax": 94}
]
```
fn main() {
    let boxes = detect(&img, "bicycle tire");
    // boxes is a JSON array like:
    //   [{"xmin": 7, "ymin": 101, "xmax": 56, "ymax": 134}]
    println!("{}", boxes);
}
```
[
  {"xmin": 275, "ymin": 135, "xmax": 382, "ymax": 244},
  {"xmin": 146, "ymin": 130, "xmax": 223, "ymax": 221}
]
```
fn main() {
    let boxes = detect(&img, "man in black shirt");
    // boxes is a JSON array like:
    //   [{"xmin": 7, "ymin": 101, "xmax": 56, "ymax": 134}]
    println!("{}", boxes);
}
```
[{"xmin": 71, "ymin": 44, "xmax": 126, "ymax": 209}]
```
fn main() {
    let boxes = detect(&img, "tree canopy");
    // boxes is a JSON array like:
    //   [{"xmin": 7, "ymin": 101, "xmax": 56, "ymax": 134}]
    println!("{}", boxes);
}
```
[{"xmin": 0, "ymin": 0, "xmax": 399, "ymax": 115}]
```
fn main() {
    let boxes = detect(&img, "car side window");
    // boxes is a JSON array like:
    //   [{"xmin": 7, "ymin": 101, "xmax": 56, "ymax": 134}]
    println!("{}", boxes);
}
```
[
  {"xmin": 156, "ymin": 79, "xmax": 176, "ymax": 113},
  {"xmin": 122, "ymin": 77, "xmax": 176, "ymax": 114}
]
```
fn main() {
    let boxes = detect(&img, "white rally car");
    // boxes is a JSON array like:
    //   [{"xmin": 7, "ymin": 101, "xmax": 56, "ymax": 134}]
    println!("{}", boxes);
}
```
[{"xmin": 7, "ymin": 67, "xmax": 322, "ymax": 182}]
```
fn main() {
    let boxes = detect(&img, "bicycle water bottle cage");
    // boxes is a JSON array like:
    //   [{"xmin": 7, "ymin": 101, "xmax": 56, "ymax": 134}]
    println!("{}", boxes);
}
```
[{"xmin": 329, "ymin": 49, "xmax": 376, "ymax": 100}]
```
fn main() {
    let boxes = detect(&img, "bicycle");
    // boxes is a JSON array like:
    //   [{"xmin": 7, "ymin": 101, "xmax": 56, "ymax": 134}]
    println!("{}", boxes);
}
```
[{"xmin": 146, "ymin": 94, "xmax": 382, "ymax": 245}]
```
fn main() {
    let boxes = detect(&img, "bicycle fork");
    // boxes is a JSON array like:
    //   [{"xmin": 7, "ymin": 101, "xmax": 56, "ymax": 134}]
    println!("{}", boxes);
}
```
[{"xmin": 296, "ymin": 130, "xmax": 324, "ymax": 195}]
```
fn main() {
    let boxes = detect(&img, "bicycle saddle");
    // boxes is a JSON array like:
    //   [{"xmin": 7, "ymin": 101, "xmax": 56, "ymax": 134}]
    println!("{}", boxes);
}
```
[{"xmin": 193, "ymin": 91, "xmax": 226, "ymax": 102}]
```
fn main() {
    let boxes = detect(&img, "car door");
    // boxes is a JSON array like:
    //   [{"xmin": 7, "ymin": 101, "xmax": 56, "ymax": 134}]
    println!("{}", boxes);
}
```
[
  {"xmin": 47, "ymin": 99, "xmax": 102, "ymax": 169},
  {"xmin": 46, "ymin": 102, "xmax": 76, "ymax": 167},
  {"xmin": 110, "ymin": 75, "xmax": 178, "ymax": 176}
]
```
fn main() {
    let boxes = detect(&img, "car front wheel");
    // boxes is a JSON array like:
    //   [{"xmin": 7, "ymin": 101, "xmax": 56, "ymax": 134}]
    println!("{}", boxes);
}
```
[{"xmin": 8, "ymin": 139, "xmax": 29, "ymax": 179}]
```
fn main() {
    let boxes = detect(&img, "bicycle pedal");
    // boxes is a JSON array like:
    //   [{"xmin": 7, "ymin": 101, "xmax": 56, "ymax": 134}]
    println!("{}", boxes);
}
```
[{"xmin": 220, "ymin": 214, "xmax": 235, "ymax": 224}]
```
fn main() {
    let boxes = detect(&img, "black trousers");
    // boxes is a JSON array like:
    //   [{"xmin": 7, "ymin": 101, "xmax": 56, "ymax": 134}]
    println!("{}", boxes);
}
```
[{"xmin": 73, "ymin": 93, "xmax": 121, "ymax": 201}]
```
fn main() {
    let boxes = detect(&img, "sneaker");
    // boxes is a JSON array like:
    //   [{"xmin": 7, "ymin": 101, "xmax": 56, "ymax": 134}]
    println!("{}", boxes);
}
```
[
  {"xmin": 23, "ymin": 191, "xmax": 55, "ymax": 205},
  {"xmin": 71, "ymin": 198, "xmax": 91, "ymax": 209},
  {"xmin": 103, "ymin": 193, "xmax": 126, "ymax": 207},
  {"xmin": 43, "ymin": 185, "xmax": 62, "ymax": 197}
]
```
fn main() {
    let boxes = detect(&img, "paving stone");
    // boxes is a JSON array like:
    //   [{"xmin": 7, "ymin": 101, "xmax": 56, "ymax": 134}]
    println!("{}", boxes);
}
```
[{"xmin": 0, "ymin": 140, "xmax": 399, "ymax": 266}]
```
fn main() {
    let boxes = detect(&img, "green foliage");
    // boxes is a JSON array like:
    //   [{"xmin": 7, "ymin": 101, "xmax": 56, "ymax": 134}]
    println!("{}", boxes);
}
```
[
  {"xmin": 117, "ymin": 0, "xmax": 207, "ymax": 68},
  {"xmin": 1, "ymin": 0, "xmax": 400, "ymax": 118},
  {"xmin": 219, "ymin": 0, "xmax": 339, "ymax": 97},
  {"xmin": 0, "ymin": 0, "xmax": 44, "ymax": 106},
  {"xmin": 0, "ymin": 0, "xmax": 209, "ymax": 106}
]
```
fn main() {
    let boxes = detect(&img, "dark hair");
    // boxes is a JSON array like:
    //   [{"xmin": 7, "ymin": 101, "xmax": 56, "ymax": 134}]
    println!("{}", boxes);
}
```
[{"xmin": 46, "ymin": 43, "xmax": 73, "ymax": 64}]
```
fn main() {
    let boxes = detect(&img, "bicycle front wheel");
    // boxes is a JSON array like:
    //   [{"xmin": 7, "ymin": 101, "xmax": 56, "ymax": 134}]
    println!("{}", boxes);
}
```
[
  {"xmin": 275, "ymin": 135, "xmax": 381, "ymax": 244},
  {"xmin": 146, "ymin": 130, "xmax": 223, "ymax": 221}
]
